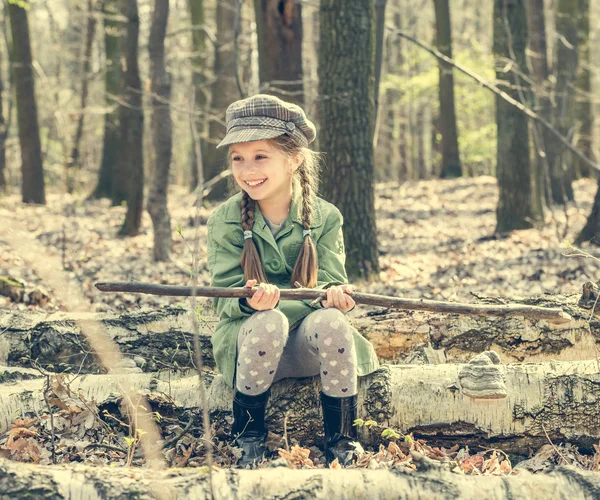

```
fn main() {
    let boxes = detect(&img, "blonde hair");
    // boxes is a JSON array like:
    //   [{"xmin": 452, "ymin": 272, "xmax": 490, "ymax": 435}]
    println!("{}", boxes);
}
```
[{"xmin": 226, "ymin": 135, "xmax": 323, "ymax": 288}]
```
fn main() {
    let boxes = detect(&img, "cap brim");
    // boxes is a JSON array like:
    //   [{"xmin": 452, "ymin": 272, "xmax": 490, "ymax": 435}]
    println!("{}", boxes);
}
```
[{"xmin": 216, "ymin": 128, "xmax": 287, "ymax": 149}]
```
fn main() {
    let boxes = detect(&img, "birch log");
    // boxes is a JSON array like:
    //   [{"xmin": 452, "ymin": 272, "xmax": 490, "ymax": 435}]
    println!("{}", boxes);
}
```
[
  {"xmin": 0, "ymin": 292, "xmax": 595, "ymax": 373},
  {"xmin": 1, "ymin": 457, "xmax": 600, "ymax": 499},
  {"xmin": 2, "ymin": 361, "xmax": 600, "ymax": 455}
]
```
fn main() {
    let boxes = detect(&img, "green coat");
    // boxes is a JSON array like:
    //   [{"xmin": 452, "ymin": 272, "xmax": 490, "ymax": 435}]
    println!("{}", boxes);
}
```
[{"xmin": 206, "ymin": 187, "xmax": 380, "ymax": 388}]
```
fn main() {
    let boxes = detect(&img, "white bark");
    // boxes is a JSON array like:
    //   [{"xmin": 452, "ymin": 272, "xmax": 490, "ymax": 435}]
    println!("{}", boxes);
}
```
[
  {"xmin": 2, "ymin": 360, "xmax": 600, "ymax": 454},
  {"xmin": 1, "ymin": 457, "xmax": 599, "ymax": 499}
]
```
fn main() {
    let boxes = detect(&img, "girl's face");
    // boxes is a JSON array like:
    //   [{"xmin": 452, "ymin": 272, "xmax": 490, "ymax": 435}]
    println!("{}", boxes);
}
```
[{"xmin": 230, "ymin": 139, "xmax": 299, "ymax": 203}]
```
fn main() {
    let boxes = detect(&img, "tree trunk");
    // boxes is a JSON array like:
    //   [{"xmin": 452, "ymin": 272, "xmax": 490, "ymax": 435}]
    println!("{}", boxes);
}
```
[
  {"xmin": 0, "ymin": 48, "xmax": 7, "ymax": 190},
  {"xmin": 115, "ymin": 0, "xmax": 144, "ymax": 236},
  {"xmin": 548, "ymin": 0, "xmax": 579, "ymax": 204},
  {"xmin": 525, "ymin": 0, "xmax": 551, "ymax": 216},
  {"xmin": 2, "ymin": 456, "xmax": 600, "ymax": 498},
  {"xmin": 433, "ymin": 0, "xmax": 461, "ymax": 179},
  {"xmin": 147, "ymin": 0, "xmax": 172, "ymax": 261},
  {"xmin": 253, "ymin": 0, "xmax": 304, "ymax": 105},
  {"xmin": 572, "ymin": 0, "xmax": 592, "ymax": 179},
  {"xmin": 2, "ymin": 360, "xmax": 600, "ymax": 455},
  {"xmin": 187, "ymin": 0, "xmax": 207, "ymax": 192},
  {"xmin": 0, "ymin": 290, "xmax": 593, "ymax": 374},
  {"xmin": 318, "ymin": 0, "xmax": 380, "ymax": 282},
  {"xmin": 8, "ymin": 1, "xmax": 45, "ymax": 205},
  {"xmin": 493, "ymin": 0, "xmax": 534, "ymax": 232},
  {"xmin": 89, "ymin": 0, "xmax": 122, "ymax": 201},
  {"xmin": 66, "ymin": 0, "xmax": 97, "ymax": 194},
  {"xmin": 204, "ymin": 0, "xmax": 240, "ymax": 202},
  {"xmin": 373, "ymin": 0, "xmax": 387, "ymax": 122}
]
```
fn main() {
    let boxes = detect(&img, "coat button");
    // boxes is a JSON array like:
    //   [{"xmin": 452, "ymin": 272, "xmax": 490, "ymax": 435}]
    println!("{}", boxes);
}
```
[{"xmin": 270, "ymin": 259, "xmax": 281, "ymax": 270}]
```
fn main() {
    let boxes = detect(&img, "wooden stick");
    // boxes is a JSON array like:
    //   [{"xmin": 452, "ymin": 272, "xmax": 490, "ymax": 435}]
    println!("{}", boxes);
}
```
[{"xmin": 95, "ymin": 281, "xmax": 573, "ymax": 323}]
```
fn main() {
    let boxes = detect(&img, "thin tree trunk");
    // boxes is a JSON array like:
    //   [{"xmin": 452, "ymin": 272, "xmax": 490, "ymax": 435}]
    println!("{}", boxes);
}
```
[
  {"xmin": 8, "ymin": 1, "xmax": 45, "ymax": 204},
  {"xmin": 373, "ymin": 0, "xmax": 387, "ymax": 122},
  {"xmin": 204, "ymin": 0, "xmax": 239, "ymax": 202},
  {"xmin": 0, "ymin": 48, "xmax": 7, "ymax": 190},
  {"xmin": 89, "ymin": 0, "xmax": 122, "ymax": 201},
  {"xmin": 253, "ymin": 0, "xmax": 304, "ymax": 105},
  {"xmin": 526, "ymin": 0, "xmax": 551, "ymax": 216},
  {"xmin": 549, "ymin": 0, "xmax": 579, "ymax": 204},
  {"xmin": 572, "ymin": 0, "xmax": 592, "ymax": 179},
  {"xmin": 318, "ymin": 0, "xmax": 379, "ymax": 281},
  {"xmin": 187, "ymin": 0, "xmax": 206, "ymax": 191},
  {"xmin": 67, "ymin": 0, "xmax": 98, "ymax": 194},
  {"xmin": 493, "ymin": 0, "xmax": 534, "ymax": 232},
  {"xmin": 116, "ymin": 0, "xmax": 144, "ymax": 236},
  {"xmin": 433, "ymin": 0, "xmax": 461, "ymax": 178},
  {"xmin": 147, "ymin": 0, "xmax": 172, "ymax": 261}
]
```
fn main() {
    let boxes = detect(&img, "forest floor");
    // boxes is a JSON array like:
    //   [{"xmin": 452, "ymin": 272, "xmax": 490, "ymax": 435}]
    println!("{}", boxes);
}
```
[
  {"xmin": 1, "ymin": 175, "xmax": 599, "ymax": 313},
  {"xmin": 1, "ymin": 176, "xmax": 600, "ymax": 474}
]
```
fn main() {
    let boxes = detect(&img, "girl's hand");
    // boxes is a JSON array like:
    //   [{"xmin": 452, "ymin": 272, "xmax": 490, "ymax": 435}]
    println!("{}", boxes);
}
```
[
  {"xmin": 244, "ymin": 279, "xmax": 280, "ymax": 311},
  {"xmin": 321, "ymin": 284, "xmax": 355, "ymax": 313}
]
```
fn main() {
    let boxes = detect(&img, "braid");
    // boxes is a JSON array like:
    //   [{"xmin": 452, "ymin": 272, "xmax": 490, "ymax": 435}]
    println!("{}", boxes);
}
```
[
  {"xmin": 290, "ymin": 165, "xmax": 319, "ymax": 288},
  {"xmin": 240, "ymin": 190, "xmax": 269, "ymax": 283}
]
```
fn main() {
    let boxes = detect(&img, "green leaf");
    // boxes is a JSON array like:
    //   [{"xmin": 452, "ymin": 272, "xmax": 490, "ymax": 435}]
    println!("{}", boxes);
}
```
[
  {"xmin": 8, "ymin": 0, "xmax": 30, "ymax": 10},
  {"xmin": 353, "ymin": 418, "xmax": 365, "ymax": 427}
]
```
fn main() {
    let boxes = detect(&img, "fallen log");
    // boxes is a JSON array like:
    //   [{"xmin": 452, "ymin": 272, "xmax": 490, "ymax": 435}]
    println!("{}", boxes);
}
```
[
  {"xmin": 2, "ymin": 360, "xmax": 600, "ymax": 455},
  {"xmin": 1, "ymin": 456, "xmax": 600, "ymax": 499},
  {"xmin": 0, "ymin": 293, "xmax": 594, "ymax": 374},
  {"xmin": 95, "ymin": 281, "xmax": 573, "ymax": 323}
]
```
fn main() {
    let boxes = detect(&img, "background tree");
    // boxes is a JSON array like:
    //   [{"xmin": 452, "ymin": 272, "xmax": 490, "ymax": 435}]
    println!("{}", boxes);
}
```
[
  {"xmin": 433, "ymin": 0, "xmax": 461, "ymax": 178},
  {"xmin": 89, "ymin": 0, "xmax": 122, "ymax": 201},
  {"xmin": 147, "ymin": 0, "xmax": 172, "ymax": 261},
  {"xmin": 493, "ymin": 0, "xmax": 534, "ymax": 232},
  {"xmin": 318, "ymin": 0, "xmax": 380, "ymax": 281},
  {"xmin": 67, "ymin": 0, "xmax": 98, "ymax": 194},
  {"xmin": 254, "ymin": 0, "xmax": 304, "ymax": 105},
  {"xmin": 204, "ymin": 0, "xmax": 241, "ymax": 201},
  {"xmin": 8, "ymin": 0, "xmax": 45, "ymax": 204},
  {"xmin": 115, "ymin": 0, "xmax": 143, "ymax": 236},
  {"xmin": 549, "ymin": 0, "xmax": 579, "ymax": 204},
  {"xmin": 526, "ymin": 0, "xmax": 552, "ymax": 213}
]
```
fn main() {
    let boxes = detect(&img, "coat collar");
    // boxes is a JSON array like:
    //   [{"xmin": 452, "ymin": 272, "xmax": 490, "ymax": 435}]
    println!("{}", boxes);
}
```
[{"xmin": 220, "ymin": 182, "xmax": 323, "ymax": 228}]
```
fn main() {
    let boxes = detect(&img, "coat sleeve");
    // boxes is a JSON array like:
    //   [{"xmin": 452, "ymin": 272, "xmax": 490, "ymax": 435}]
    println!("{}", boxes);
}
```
[
  {"xmin": 207, "ymin": 213, "xmax": 280, "ymax": 320},
  {"xmin": 303, "ymin": 208, "xmax": 356, "ymax": 314}
]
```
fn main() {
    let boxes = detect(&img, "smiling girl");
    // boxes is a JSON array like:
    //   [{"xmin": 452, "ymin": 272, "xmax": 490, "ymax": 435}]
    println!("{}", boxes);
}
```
[{"xmin": 206, "ymin": 94, "xmax": 379, "ymax": 468}]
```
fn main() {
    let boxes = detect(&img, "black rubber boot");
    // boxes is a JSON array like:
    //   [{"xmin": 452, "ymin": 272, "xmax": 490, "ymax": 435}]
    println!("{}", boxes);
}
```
[
  {"xmin": 320, "ymin": 392, "xmax": 359, "ymax": 466},
  {"xmin": 231, "ymin": 389, "xmax": 270, "ymax": 468}
]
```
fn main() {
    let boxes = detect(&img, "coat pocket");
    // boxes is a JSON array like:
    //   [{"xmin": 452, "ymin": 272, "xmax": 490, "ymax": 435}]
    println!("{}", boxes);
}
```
[{"xmin": 284, "ymin": 242, "xmax": 303, "ymax": 268}]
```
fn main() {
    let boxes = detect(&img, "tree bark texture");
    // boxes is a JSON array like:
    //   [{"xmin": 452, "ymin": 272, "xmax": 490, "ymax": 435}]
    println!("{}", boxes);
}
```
[
  {"xmin": 318, "ymin": 0, "xmax": 380, "ymax": 282},
  {"xmin": 433, "ymin": 0, "xmax": 461, "ymax": 179},
  {"xmin": 2, "ymin": 360, "xmax": 600, "ymax": 455},
  {"xmin": 67, "ymin": 0, "xmax": 97, "ymax": 193},
  {"xmin": 0, "ymin": 291, "xmax": 594, "ymax": 375},
  {"xmin": 493, "ymin": 0, "xmax": 534, "ymax": 232},
  {"xmin": 115, "ymin": 0, "xmax": 144, "ymax": 236},
  {"xmin": 89, "ymin": 0, "xmax": 121, "ymax": 201},
  {"xmin": 253, "ymin": 0, "xmax": 304, "ymax": 105},
  {"xmin": 204, "ymin": 0, "xmax": 239, "ymax": 202},
  {"xmin": 8, "ymin": 1, "xmax": 46, "ymax": 204},
  {"xmin": 147, "ymin": 0, "xmax": 173, "ymax": 262},
  {"xmin": 2, "ymin": 458, "xmax": 600, "ymax": 499}
]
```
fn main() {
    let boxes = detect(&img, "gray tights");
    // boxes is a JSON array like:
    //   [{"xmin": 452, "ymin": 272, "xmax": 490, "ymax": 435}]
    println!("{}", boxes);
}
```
[{"xmin": 235, "ymin": 308, "xmax": 358, "ymax": 397}]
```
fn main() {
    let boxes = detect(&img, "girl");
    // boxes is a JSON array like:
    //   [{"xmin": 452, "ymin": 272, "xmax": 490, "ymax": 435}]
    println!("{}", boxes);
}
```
[{"xmin": 206, "ymin": 94, "xmax": 380, "ymax": 468}]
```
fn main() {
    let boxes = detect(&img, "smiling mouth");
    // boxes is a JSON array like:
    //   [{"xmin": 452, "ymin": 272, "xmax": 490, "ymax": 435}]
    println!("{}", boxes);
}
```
[{"xmin": 245, "ymin": 179, "xmax": 267, "ymax": 187}]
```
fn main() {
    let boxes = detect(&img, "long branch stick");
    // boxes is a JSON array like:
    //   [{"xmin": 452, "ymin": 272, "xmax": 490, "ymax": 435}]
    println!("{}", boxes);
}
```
[{"xmin": 95, "ymin": 281, "xmax": 573, "ymax": 323}]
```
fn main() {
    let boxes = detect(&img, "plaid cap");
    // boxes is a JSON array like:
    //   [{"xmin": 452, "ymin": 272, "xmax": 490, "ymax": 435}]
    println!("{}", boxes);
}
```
[{"xmin": 216, "ymin": 94, "xmax": 317, "ymax": 149}]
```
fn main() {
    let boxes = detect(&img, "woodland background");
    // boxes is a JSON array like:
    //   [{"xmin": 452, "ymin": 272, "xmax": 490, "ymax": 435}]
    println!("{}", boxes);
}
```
[{"xmin": 2, "ymin": 0, "xmax": 600, "ymax": 487}]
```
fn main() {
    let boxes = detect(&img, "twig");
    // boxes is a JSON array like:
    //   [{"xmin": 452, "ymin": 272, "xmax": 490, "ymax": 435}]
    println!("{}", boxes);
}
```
[
  {"xmin": 95, "ymin": 282, "xmax": 573, "ymax": 323},
  {"xmin": 541, "ymin": 423, "xmax": 570, "ymax": 465},
  {"xmin": 85, "ymin": 442, "xmax": 127, "ymax": 454},
  {"xmin": 162, "ymin": 414, "xmax": 195, "ymax": 450}
]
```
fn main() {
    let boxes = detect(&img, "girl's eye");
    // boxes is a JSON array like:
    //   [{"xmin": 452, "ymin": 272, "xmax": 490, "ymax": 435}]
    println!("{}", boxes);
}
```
[
  {"xmin": 232, "ymin": 157, "xmax": 241, "ymax": 161},
  {"xmin": 256, "ymin": 155, "xmax": 266, "ymax": 160}
]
